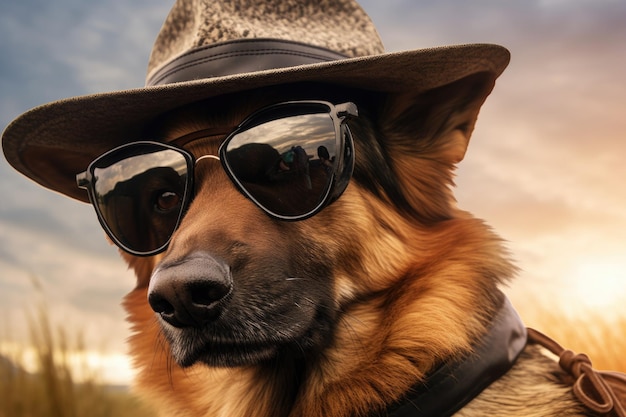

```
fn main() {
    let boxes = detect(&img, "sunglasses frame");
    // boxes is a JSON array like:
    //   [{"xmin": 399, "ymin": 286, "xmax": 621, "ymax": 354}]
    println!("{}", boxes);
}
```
[
  {"xmin": 219, "ymin": 100, "xmax": 357, "ymax": 221},
  {"xmin": 76, "ymin": 100, "xmax": 357, "ymax": 256},
  {"xmin": 76, "ymin": 141, "xmax": 196, "ymax": 256}
]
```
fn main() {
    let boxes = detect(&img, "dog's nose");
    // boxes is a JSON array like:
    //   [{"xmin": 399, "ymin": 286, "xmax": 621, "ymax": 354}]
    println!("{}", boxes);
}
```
[{"xmin": 148, "ymin": 252, "xmax": 232, "ymax": 328}]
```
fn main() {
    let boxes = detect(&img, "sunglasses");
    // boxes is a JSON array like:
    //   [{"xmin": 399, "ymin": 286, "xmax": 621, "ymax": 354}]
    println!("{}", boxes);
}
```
[{"xmin": 76, "ymin": 100, "xmax": 357, "ymax": 256}]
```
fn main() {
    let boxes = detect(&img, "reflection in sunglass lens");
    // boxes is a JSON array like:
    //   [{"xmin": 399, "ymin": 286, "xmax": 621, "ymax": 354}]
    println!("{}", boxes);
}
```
[
  {"xmin": 91, "ymin": 147, "xmax": 189, "ymax": 254},
  {"xmin": 223, "ymin": 111, "xmax": 337, "ymax": 218}
]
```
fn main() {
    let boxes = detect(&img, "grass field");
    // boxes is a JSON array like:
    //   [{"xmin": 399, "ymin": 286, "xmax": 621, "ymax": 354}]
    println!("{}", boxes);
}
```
[
  {"xmin": 1, "ymin": 294, "xmax": 624, "ymax": 416},
  {"xmin": 0, "ymin": 304, "xmax": 153, "ymax": 417},
  {"xmin": 520, "ymin": 305, "xmax": 626, "ymax": 372}
]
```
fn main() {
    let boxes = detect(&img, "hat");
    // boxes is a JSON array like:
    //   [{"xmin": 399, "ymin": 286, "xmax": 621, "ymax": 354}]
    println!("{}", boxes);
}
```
[{"xmin": 2, "ymin": 0, "xmax": 510, "ymax": 203}]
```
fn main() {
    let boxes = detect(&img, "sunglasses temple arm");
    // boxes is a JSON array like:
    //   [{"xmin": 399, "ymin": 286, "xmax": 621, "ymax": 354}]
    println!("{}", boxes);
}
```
[
  {"xmin": 336, "ymin": 102, "xmax": 358, "ymax": 119},
  {"xmin": 76, "ymin": 171, "xmax": 90, "ymax": 189}
]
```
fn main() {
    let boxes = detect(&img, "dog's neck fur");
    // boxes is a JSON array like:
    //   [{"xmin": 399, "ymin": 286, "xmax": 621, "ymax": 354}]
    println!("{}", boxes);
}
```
[{"xmin": 385, "ymin": 297, "xmax": 527, "ymax": 417}]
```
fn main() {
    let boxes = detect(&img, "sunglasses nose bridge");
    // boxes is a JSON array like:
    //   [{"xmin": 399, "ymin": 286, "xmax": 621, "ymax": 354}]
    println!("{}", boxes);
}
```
[
  {"xmin": 192, "ymin": 154, "xmax": 223, "ymax": 190},
  {"xmin": 195, "ymin": 154, "xmax": 220, "ymax": 165}
]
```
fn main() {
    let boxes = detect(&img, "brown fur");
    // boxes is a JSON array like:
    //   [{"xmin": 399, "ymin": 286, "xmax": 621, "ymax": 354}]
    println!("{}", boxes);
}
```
[{"xmin": 118, "ymin": 79, "xmax": 594, "ymax": 416}]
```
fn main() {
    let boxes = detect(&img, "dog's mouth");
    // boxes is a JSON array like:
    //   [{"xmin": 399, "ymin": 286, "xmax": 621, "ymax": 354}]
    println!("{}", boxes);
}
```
[
  {"xmin": 159, "ymin": 305, "xmax": 331, "ymax": 368},
  {"xmin": 147, "ymin": 251, "xmax": 335, "ymax": 368},
  {"xmin": 163, "ymin": 328, "xmax": 295, "ymax": 367}
]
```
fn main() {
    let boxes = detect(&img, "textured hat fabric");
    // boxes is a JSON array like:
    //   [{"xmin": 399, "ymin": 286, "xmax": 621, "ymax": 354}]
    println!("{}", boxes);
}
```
[
  {"xmin": 2, "ymin": 0, "xmax": 510, "ymax": 202},
  {"xmin": 146, "ymin": 0, "xmax": 385, "ymax": 78}
]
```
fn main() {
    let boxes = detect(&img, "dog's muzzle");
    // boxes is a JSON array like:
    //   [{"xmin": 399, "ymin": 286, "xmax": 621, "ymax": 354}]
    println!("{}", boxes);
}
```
[{"xmin": 147, "ymin": 252, "xmax": 233, "ymax": 327}]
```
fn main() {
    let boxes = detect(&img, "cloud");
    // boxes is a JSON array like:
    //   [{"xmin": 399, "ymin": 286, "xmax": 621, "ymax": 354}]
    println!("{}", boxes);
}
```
[
  {"xmin": 0, "ymin": 217, "xmax": 133, "ymax": 352},
  {"xmin": 359, "ymin": 0, "xmax": 626, "ymax": 311},
  {"xmin": 0, "ymin": 0, "xmax": 169, "ymax": 116},
  {"xmin": 364, "ymin": 0, "xmax": 626, "ymax": 50},
  {"xmin": 54, "ymin": 1, "xmax": 171, "ymax": 92}
]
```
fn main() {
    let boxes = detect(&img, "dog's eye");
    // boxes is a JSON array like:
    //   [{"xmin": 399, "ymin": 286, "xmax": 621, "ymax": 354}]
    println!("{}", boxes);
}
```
[{"xmin": 154, "ymin": 190, "xmax": 181, "ymax": 214}]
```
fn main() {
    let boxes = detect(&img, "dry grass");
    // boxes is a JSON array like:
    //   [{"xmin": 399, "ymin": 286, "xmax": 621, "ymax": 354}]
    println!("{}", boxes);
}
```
[
  {"xmin": 0, "ymin": 301, "xmax": 153, "ymax": 417},
  {"xmin": 521, "ymin": 306, "xmax": 626, "ymax": 373}
]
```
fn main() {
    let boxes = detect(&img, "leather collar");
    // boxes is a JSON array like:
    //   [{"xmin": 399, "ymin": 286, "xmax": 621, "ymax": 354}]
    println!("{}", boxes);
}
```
[{"xmin": 384, "ymin": 297, "xmax": 527, "ymax": 417}]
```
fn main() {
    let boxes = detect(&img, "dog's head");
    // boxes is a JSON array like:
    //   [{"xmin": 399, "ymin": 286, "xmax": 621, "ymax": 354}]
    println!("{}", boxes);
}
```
[{"xmin": 120, "ymin": 75, "xmax": 513, "ymax": 374}]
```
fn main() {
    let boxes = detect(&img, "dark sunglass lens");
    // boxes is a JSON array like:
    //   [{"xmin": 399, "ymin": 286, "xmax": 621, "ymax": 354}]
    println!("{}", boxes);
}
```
[
  {"xmin": 91, "ymin": 146, "xmax": 189, "ymax": 253},
  {"xmin": 224, "ymin": 110, "xmax": 337, "ymax": 217}
]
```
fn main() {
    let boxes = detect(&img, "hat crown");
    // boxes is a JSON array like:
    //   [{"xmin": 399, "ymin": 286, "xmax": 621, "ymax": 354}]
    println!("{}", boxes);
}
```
[{"xmin": 147, "ymin": 0, "xmax": 385, "ymax": 82}]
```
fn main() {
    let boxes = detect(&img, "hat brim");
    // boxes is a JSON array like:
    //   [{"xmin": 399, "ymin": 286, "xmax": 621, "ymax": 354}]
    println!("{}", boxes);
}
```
[{"xmin": 2, "ymin": 44, "xmax": 509, "ymax": 203}]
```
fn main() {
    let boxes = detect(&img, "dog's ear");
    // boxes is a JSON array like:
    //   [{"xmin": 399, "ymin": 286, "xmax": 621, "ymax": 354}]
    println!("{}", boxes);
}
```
[
  {"xmin": 373, "ymin": 73, "xmax": 497, "ymax": 220},
  {"xmin": 381, "ymin": 72, "xmax": 495, "ymax": 164}
]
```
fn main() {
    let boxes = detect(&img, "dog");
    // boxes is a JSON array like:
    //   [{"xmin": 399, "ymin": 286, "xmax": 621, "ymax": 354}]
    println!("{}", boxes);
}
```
[
  {"xmin": 4, "ymin": 0, "xmax": 624, "ymax": 416},
  {"xmin": 117, "ymin": 81, "xmax": 603, "ymax": 416}
]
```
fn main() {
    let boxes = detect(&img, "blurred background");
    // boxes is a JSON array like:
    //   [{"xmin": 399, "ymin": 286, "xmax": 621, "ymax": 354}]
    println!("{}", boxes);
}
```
[{"xmin": 1, "ymin": 0, "xmax": 625, "ymax": 409}]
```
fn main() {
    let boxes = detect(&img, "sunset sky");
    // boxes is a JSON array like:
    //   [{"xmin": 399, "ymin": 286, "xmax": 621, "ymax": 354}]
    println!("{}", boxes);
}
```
[{"xmin": 1, "ymin": 0, "xmax": 625, "ymax": 384}]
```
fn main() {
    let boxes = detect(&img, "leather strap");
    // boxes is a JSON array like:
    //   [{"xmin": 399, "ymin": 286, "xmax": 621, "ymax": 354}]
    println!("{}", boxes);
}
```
[
  {"xmin": 146, "ymin": 39, "xmax": 348, "ymax": 86},
  {"xmin": 385, "ymin": 297, "xmax": 527, "ymax": 417},
  {"xmin": 527, "ymin": 328, "xmax": 626, "ymax": 417}
]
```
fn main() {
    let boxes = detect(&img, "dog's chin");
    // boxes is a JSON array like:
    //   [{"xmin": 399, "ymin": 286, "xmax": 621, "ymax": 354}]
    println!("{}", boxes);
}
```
[
  {"xmin": 159, "ymin": 317, "xmax": 329, "ymax": 368},
  {"xmin": 175, "ymin": 341, "xmax": 281, "ymax": 368},
  {"xmin": 160, "ymin": 328, "xmax": 276, "ymax": 368}
]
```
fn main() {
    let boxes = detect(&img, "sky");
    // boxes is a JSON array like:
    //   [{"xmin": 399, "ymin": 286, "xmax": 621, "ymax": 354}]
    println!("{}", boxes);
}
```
[{"xmin": 1, "ymin": 0, "xmax": 625, "ymax": 384}]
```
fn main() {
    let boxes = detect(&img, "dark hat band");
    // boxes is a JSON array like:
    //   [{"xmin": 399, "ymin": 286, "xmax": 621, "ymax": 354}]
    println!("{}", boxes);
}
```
[{"xmin": 146, "ymin": 39, "xmax": 349, "ymax": 86}]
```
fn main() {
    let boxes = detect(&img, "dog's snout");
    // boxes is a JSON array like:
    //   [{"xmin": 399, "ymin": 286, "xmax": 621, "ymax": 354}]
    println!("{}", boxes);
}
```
[{"xmin": 148, "ymin": 252, "xmax": 232, "ymax": 328}]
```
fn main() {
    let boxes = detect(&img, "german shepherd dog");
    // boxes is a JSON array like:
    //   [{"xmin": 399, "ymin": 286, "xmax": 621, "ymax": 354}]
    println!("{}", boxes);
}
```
[{"xmin": 116, "ymin": 77, "xmax": 602, "ymax": 417}]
